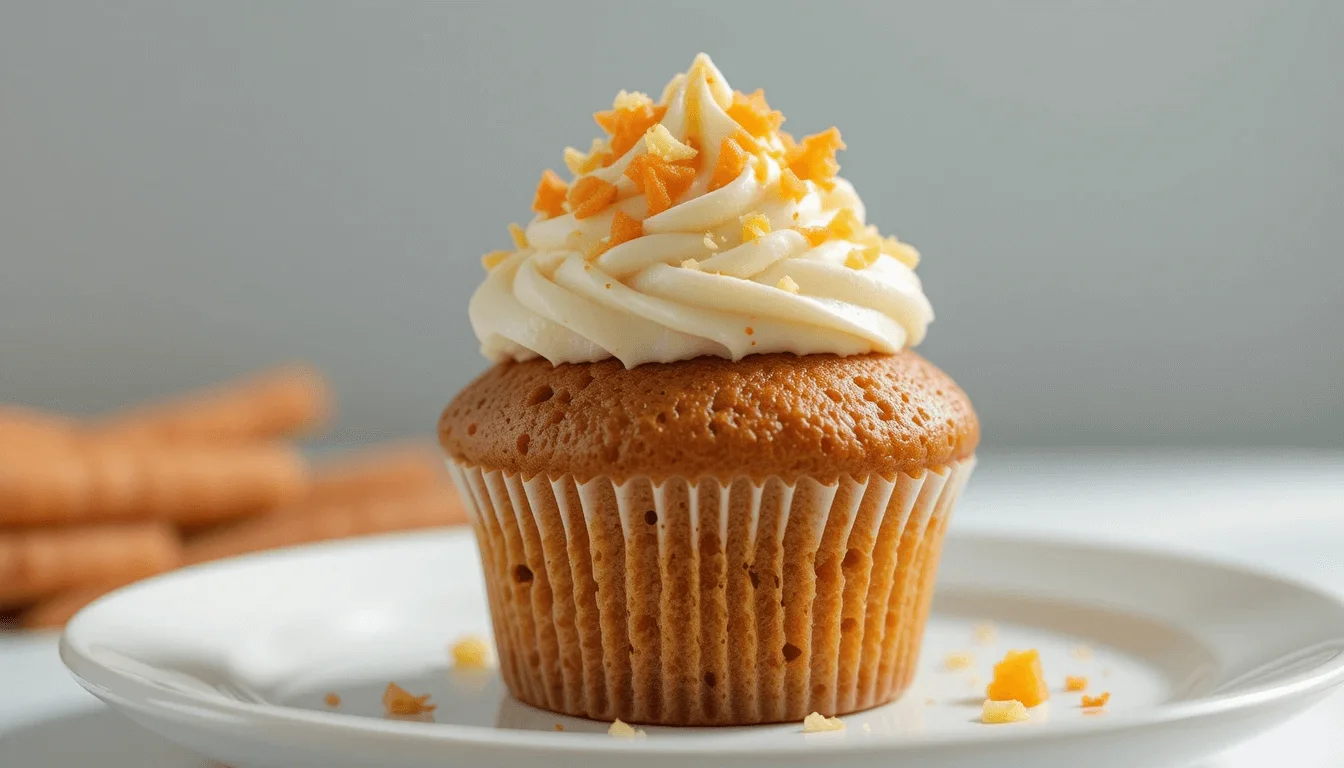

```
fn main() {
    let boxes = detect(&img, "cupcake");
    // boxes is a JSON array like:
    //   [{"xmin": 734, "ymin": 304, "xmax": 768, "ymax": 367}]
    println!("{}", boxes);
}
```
[{"xmin": 439, "ymin": 54, "xmax": 978, "ymax": 726}]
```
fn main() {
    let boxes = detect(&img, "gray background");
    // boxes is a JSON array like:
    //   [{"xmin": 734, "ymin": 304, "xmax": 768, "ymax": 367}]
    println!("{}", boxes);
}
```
[{"xmin": 1, "ymin": 1, "xmax": 1340, "ymax": 450}]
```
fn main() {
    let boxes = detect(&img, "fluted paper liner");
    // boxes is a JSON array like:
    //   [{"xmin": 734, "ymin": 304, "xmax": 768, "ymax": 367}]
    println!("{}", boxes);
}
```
[{"xmin": 447, "ymin": 459, "xmax": 974, "ymax": 726}]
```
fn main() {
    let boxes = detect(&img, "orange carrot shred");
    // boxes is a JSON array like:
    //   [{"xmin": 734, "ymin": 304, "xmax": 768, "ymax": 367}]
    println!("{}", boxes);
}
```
[
  {"xmin": 532, "ymin": 169, "xmax": 569, "ymax": 219},
  {"xmin": 787, "ymin": 127, "xmax": 845, "ymax": 189},
  {"xmin": 566, "ymin": 177, "xmax": 618, "ymax": 219},
  {"xmin": 709, "ymin": 136, "xmax": 751, "ymax": 192}
]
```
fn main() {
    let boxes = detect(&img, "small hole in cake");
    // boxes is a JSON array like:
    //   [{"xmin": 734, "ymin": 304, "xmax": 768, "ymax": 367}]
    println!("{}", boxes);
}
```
[
  {"xmin": 644, "ymin": 510, "xmax": 658, "ymax": 525},
  {"xmin": 841, "ymin": 618, "xmax": 858, "ymax": 633},
  {"xmin": 513, "ymin": 564, "xmax": 533, "ymax": 583},
  {"xmin": 575, "ymin": 371, "xmax": 594, "ymax": 390},
  {"xmin": 749, "ymin": 568, "xmax": 760, "ymax": 589},
  {"xmin": 782, "ymin": 643, "xmax": 802, "ymax": 662},
  {"xmin": 842, "ymin": 548, "xmax": 863, "ymax": 571},
  {"xmin": 467, "ymin": 423, "xmax": 477, "ymax": 436},
  {"xmin": 594, "ymin": 551, "xmax": 603, "ymax": 564},
  {"xmin": 704, "ymin": 671, "xmax": 717, "ymax": 687},
  {"xmin": 526, "ymin": 385, "xmax": 554, "ymax": 405},
  {"xmin": 900, "ymin": 392, "xmax": 911, "ymax": 404},
  {"xmin": 555, "ymin": 389, "xmax": 572, "ymax": 405},
  {"xmin": 516, "ymin": 433, "xmax": 530, "ymax": 454},
  {"xmin": 656, "ymin": 412, "xmax": 667, "ymax": 425},
  {"xmin": 824, "ymin": 387, "xmax": 843, "ymax": 403}
]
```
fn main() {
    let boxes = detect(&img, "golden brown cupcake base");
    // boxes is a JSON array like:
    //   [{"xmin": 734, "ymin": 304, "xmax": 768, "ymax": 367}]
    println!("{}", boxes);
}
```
[{"xmin": 448, "ymin": 458, "xmax": 973, "ymax": 726}]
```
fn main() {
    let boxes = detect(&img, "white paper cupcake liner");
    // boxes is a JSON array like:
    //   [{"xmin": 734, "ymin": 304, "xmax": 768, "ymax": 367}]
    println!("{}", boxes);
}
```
[{"xmin": 446, "ymin": 458, "xmax": 974, "ymax": 725}]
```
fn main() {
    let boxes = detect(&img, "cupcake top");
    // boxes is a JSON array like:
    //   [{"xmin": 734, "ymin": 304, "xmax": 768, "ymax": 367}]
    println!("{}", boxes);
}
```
[
  {"xmin": 471, "ymin": 54, "xmax": 934, "ymax": 369},
  {"xmin": 440, "ymin": 351, "xmax": 977, "ymax": 483}
]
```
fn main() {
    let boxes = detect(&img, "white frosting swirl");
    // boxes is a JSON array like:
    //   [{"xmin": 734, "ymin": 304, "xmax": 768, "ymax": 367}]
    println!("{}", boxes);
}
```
[{"xmin": 470, "ymin": 54, "xmax": 934, "ymax": 368}]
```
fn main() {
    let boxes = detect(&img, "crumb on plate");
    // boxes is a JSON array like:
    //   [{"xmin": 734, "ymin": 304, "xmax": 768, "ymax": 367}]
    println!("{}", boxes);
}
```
[
  {"xmin": 1065, "ymin": 675, "xmax": 1088, "ymax": 692},
  {"xmin": 943, "ymin": 651, "xmax": 975, "ymax": 671},
  {"xmin": 323, "ymin": 692, "xmax": 341, "ymax": 707},
  {"xmin": 554, "ymin": 723, "xmax": 565, "ymax": 731},
  {"xmin": 451, "ymin": 635, "xmax": 493, "ymax": 669},
  {"xmin": 986, "ymin": 649, "xmax": 1050, "ymax": 707},
  {"xmin": 382, "ymin": 682, "xmax": 436, "ymax": 716},
  {"xmin": 802, "ymin": 711, "xmax": 845, "ymax": 733},
  {"xmin": 981, "ymin": 699, "xmax": 1029, "ymax": 724},
  {"xmin": 1072, "ymin": 644, "xmax": 1093, "ymax": 660},
  {"xmin": 973, "ymin": 621, "xmax": 997, "ymax": 645},
  {"xmin": 608, "ymin": 718, "xmax": 647, "ymax": 738},
  {"xmin": 1082, "ymin": 692, "xmax": 1111, "ymax": 710}
]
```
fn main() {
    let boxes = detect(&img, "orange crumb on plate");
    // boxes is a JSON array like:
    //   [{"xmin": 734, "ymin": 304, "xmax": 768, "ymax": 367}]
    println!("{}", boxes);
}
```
[
  {"xmin": 554, "ymin": 723, "xmax": 565, "ymax": 731},
  {"xmin": 1065, "ymin": 676, "xmax": 1088, "ymax": 692},
  {"xmin": 323, "ymin": 692, "xmax": 341, "ymax": 707},
  {"xmin": 986, "ymin": 649, "xmax": 1050, "ymax": 707},
  {"xmin": 1082, "ymin": 692, "xmax": 1111, "ymax": 710},
  {"xmin": 382, "ymin": 682, "xmax": 436, "ymax": 716},
  {"xmin": 973, "ymin": 622, "xmax": 997, "ymax": 645}
]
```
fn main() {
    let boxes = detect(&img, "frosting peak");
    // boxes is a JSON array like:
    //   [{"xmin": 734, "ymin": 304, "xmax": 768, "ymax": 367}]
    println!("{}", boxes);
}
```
[{"xmin": 470, "ymin": 54, "xmax": 934, "ymax": 368}]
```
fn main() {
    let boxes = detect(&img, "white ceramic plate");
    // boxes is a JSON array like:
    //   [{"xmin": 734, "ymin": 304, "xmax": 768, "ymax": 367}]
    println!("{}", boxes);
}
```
[{"xmin": 61, "ymin": 529, "xmax": 1344, "ymax": 768}]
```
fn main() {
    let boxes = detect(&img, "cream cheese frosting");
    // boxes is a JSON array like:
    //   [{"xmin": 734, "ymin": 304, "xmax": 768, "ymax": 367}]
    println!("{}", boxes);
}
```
[{"xmin": 470, "ymin": 54, "xmax": 933, "ymax": 368}]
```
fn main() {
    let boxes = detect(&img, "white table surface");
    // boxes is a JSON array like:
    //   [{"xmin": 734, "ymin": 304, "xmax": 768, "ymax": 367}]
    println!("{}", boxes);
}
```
[{"xmin": 2, "ymin": 451, "xmax": 1341, "ymax": 766}]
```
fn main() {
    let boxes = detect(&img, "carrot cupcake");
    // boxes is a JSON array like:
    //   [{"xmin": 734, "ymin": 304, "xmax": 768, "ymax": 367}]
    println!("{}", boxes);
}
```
[{"xmin": 440, "ymin": 54, "xmax": 977, "ymax": 726}]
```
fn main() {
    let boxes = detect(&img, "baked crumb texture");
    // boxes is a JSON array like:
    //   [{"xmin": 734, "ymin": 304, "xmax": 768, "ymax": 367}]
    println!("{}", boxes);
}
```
[
  {"xmin": 441, "ymin": 351, "xmax": 978, "ymax": 484},
  {"xmin": 802, "ymin": 711, "xmax": 846, "ymax": 733},
  {"xmin": 981, "ymin": 699, "xmax": 1029, "ymax": 724},
  {"xmin": 986, "ymin": 649, "xmax": 1050, "ymax": 708}
]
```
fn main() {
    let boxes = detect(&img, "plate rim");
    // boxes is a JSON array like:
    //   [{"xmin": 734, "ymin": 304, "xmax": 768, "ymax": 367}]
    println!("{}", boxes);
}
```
[{"xmin": 60, "ymin": 528, "xmax": 1344, "ymax": 756}]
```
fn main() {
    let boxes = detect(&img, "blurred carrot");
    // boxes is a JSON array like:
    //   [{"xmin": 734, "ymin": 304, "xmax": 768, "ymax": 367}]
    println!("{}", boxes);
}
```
[
  {"xmin": 0, "ymin": 441, "xmax": 306, "ymax": 526},
  {"xmin": 89, "ymin": 364, "xmax": 332, "ymax": 443},
  {"xmin": 0, "ymin": 523, "xmax": 180, "ymax": 605},
  {"xmin": 183, "ymin": 486, "xmax": 466, "ymax": 566}
]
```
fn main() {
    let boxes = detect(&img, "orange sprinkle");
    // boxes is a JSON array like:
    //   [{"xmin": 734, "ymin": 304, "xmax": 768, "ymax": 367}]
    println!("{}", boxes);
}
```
[
  {"xmin": 625, "ymin": 154, "xmax": 696, "ymax": 216},
  {"xmin": 567, "ymin": 176, "xmax": 618, "ymax": 219},
  {"xmin": 778, "ymin": 168, "xmax": 808, "ymax": 203},
  {"xmin": 727, "ymin": 89, "xmax": 784, "ymax": 138},
  {"xmin": 798, "ymin": 226, "xmax": 829, "ymax": 247},
  {"xmin": 594, "ymin": 102, "xmax": 668, "ymax": 159},
  {"xmin": 826, "ymin": 208, "xmax": 864, "ymax": 241},
  {"xmin": 481, "ymin": 250, "xmax": 511, "ymax": 270},
  {"xmin": 1081, "ymin": 692, "xmax": 1110, "ymax": 709},
  {"xmin": 1065, "ymin": 676, "xmax": 1088, "ymax": 692},
  {"xmin": 531, "ymin": 169, "xmax": 569, "ymax": 219},
  {"xmin": 590, "ymin": 210, "xmax": 645, "ymax": 258},
  {"xmin": 709, "ymin": 136, "xmax": 751, "ymax": 191},
  {"xmin": 382, "ymin": 682, "xmax": 436, "ymax": 716},
  {"xmin": 741, "ymin": 212, "xmax": 771, "ymax": 242},
  {"xmin": 508, "ymin": 223, "xmax": 528, "ymax": 248},
  {"xmin": 787, "ymin": 127, "xmax": 845, "ymax": 190},
  {"xmin": 324, "ymin": 692, "xmax": 341, "ymax": 707},
  {"xmin": 745, "ymin": 326, "xmax": 754, "ymax": 336}
]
